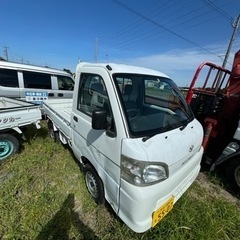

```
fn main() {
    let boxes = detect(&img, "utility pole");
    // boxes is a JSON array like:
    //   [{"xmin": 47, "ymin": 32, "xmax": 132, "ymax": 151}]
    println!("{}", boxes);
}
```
[
  {"xmin": 94, "ymin": 37, "xmax": 99, "ymax": 63},
  {"xmin": 3, "ymin": 46, "xmax": 9, "ymax": 61},
  {"xmin": 222, "ymin": 14, "xmax": 240, "ymax": 68},
  {"xmin": 216, "ymin": 15, "xmax": 240, "ymax": 90}
]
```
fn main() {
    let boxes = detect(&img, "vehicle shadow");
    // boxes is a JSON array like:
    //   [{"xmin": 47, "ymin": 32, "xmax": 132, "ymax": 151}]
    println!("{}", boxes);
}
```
[
  {"xmin": 213, "ymin": 169, "xmax": 240, "ymax": 200},
  {"xmin": 200, "ymin": 164, "xmax": 240, "ymax": 200},
  {"xmin": 35, "ymin": 193, "xmax": 100, "ymax": 240}
]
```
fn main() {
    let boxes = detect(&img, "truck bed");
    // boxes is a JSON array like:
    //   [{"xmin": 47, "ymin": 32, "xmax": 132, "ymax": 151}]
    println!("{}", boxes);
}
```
[
  {"xmin": 42, "ymin": 98, "xmax": 73, "ymax": 139},
  {"xmin": 0, "ymin": 97, "xmax": 39, "ymax": 111},
  {"xmin": 0, "ymin": 97, "xmax": 41, "ymax": 131}
]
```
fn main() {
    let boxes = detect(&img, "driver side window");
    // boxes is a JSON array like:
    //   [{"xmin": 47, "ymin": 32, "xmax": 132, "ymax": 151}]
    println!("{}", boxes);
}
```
[{"xmin": 77, "ymin": 73, "xmax": 113, "ymax": 122}]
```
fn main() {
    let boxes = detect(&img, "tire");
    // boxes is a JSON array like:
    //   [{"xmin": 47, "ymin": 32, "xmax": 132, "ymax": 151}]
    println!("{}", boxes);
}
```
[
  {"xmin": 225, "ymin": 158, "xmax": 240, "ymax": 189},
  {"xmin": 48, "ymin": 122, "xmax": 60, "ymax": 143},
  {"xmin": 84, "ymin": 164, "xmax": 105, "ymax": 204},
  {"xmin": 0, "ymin": 133, "xmax": 20, "ymax": 161}
]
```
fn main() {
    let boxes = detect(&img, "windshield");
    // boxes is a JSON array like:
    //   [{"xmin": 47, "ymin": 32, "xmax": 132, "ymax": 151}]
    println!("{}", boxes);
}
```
[{"xmin": 113, "ymin": 73, "xmax": 194, "ymax": 137}]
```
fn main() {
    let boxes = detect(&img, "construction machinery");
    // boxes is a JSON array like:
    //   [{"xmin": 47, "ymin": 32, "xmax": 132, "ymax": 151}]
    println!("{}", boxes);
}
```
[{"xmin": 186, "ymin": 50, "xmax": 240, "ymax": 190}]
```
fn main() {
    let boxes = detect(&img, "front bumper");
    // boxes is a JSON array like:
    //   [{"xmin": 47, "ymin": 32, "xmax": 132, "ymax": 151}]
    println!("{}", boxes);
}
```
[{"xmin": 118, "ymin": 146, "xmax": 203, "ymax": 233}]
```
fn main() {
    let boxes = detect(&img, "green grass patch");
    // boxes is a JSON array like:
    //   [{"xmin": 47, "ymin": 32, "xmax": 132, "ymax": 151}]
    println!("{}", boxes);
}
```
[{"xmin": 0, "ymin": 122, "xmax": 239, "ymax": 239}]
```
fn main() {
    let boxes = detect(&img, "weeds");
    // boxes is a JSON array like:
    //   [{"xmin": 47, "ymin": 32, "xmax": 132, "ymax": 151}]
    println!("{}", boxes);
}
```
[{"xmin": 0, "ymin": 122, "xmax": 239, "ymax": 239}]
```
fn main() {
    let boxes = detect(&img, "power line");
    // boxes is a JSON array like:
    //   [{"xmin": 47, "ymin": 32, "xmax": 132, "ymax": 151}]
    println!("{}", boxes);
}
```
[
  {"xmin": 110, "ymin": 0, "xmax": 223, "ymax": 58},
  {"xmin": 104, "ymin": 0, "xmax": 215, "ymax": 51},
  {"xmin": 202, "ymin": 0, "xmax": 232, "ymax": 20}
]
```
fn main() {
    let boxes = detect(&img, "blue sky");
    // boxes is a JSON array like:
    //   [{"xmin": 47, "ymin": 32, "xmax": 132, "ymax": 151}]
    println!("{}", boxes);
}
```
[{"xmin": 1, "ymin": 0, "xmax": 240, "ymax": 86}]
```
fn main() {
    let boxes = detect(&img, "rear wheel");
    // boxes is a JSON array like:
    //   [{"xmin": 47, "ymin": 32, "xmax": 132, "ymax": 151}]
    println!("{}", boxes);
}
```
[
  {"xmin": 225, "ymin": 158, "xmax": 240, "ymax": 189},
  {"xmin": 0, "ymin": 133, "xmax": 19, "ymax": 161},
  {"xmin": 48, "ymin": 122, "xmax": 60, "ymax": 143},
  {"xmin": 84, "ymin": 164, "xmax": 105, "ymax": 204}
]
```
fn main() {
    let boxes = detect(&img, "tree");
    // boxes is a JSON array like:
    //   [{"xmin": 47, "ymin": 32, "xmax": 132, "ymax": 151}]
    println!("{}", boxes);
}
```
[{"xmin": 63, "ymin": 68, "xmax": 73, "ymax": 75}]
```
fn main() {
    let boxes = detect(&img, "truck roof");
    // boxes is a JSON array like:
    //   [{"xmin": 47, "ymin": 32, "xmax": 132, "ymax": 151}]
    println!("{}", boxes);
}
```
[
  {"xmin": 76, "ymin": 62, "xmax": 170, "ymax": 78},
  {"xmin": 0, "ymin": 60, "xmax": 71, "ymax": 76}
]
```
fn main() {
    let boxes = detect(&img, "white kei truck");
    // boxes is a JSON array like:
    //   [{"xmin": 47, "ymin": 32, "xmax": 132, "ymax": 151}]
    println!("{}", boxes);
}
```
[
  {"xmin": 0, "ymin": 97, "xmax": 41, "ymax": 160},
  {"xmin": 42, "ymin": 62, "xmax": 204, "ymax": 233}
]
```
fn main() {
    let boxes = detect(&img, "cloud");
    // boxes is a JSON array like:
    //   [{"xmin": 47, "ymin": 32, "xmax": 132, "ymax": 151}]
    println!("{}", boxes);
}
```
[{"xmin": 111, "ymin": 42, "xmax": 238, "ymax": 86}]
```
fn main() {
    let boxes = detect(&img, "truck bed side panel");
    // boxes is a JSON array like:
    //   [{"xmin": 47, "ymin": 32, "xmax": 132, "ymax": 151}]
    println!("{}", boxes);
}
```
[
  {"xmin": 0, "ymin": 97, "xmax": 41, "ymax": 131},
  {"xmin": 42, "ymin": 99, "xmax": 72, "ymax": 139}
]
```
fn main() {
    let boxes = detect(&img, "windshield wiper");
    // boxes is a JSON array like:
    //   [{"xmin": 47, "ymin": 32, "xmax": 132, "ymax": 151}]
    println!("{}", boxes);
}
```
[
  {"xmin": 179, "ymin": 122, "xmax": 187, "ymax": 131},
  {"xmin": 142, "ymin": 124, "xmax": 173, "ymax": 142},
  {"xmin": 179, "ymin": 119, "xmax": 190, "ymax": 131},
  {"xmin": 142, "ymin": 120, "xmax": 190, "ymax": 142},
  {"xmin": 142, "ymin": 134, "xmax": 157, "ymax": 142}
]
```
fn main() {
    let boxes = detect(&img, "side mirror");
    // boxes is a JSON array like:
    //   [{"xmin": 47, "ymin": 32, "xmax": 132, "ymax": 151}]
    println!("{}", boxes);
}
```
[{"xmin": 92, "ymin": 109, "xmax": 108, "ymax": 130}]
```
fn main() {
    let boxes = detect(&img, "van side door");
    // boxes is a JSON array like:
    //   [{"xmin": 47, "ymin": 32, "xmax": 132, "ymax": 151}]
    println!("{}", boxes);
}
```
[
  {"xmin": 19, "ymin": 71, "xmax": 52, "ymax": 104},
  {"xmin": 52, "ymin": 75, "xmax": 74, "ymax": 98}
]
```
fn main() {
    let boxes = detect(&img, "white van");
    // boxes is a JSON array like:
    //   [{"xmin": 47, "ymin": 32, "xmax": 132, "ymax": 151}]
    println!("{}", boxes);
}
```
[{"xmin": 0, "ymin": 61, "xmax": 74, "ymax": 104}]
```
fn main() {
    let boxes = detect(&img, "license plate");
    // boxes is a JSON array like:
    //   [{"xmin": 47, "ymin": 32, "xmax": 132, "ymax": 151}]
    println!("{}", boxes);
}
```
[{"xmin": 152, "ymin": 196, "xmax": 175, "ymax": 227}]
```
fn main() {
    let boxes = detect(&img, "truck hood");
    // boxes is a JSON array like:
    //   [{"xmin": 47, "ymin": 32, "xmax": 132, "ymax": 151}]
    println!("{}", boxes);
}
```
[{"xmin": 121, "ymin": 118, "xmax": 203, "ymax": 166}]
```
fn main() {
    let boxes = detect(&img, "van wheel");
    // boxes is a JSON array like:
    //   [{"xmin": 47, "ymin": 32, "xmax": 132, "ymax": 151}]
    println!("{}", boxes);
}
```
[
  {"xmin": 0, "ymin": 134, "xmax": 19, "ymax": 161},
  {"xmin": 48, "ymin": 122, "xmax": 60, "ymax": 143},
  {"xmin": 84, "ymin": 164, "xmax": 105, "ymax": 204},
  {"xmin": 225, "ymin": 158, "xmax": 240, "ymax": 189}
]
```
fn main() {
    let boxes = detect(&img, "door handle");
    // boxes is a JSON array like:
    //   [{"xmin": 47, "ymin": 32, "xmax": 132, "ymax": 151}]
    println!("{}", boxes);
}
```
[
  {"xmin": 73, "ymin": 116, "xmax": 78, "ymax": 122},
  {"xmin": 48, "ymin": 93, "xmax": 54, "ymax": 97},
  {"xmin": 58, "ymin": 93, "xmax": 63, "ymax": 97}
]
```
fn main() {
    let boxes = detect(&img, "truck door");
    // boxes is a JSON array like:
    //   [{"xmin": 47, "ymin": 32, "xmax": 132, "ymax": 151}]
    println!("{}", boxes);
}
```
[{"xmin": 71, "ymin": 69, "xmax": 125, "ymax": 211}]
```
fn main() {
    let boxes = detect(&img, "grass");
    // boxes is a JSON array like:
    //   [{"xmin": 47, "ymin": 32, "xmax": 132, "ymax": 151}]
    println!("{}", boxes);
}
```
[{"xmin": 0, "ymin": 122, "xmax": 240, "ymax": 240}]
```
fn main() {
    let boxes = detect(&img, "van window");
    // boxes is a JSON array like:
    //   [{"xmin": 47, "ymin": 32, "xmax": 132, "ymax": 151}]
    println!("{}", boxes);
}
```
[
  {"xmin": 57, "ymin": 75, "xmax": 74, "ymax": 90},
  {"xmin": 23, "ymin": 71, "xmax": 51, "ymax": 89},
  {"xmin": 0, "ymin": 69, "xmax": 19, "ymax": 87}
]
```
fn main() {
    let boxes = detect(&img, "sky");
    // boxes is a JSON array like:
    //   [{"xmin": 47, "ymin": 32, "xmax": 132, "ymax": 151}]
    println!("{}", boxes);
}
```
[{"xmin": 1, "ymin": 0, "xmax": 240, "ymax": 86}]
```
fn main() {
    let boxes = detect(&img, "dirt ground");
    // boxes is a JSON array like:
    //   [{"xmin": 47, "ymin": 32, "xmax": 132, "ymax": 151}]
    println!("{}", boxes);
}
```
[{"xmin": 195, "ymin": 172, "xmax": 240, "ymax": 205}]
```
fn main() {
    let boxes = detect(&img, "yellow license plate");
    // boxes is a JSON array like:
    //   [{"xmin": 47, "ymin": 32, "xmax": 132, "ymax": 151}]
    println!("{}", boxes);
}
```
[{"xmin": 152, "ymin": 196, "xmax": 175, "ymax": 227}]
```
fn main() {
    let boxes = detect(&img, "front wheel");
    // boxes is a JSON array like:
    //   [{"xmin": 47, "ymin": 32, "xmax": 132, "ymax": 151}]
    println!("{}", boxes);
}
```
[
  {"xmin": 225, "ymin": 158, "xmax": 240, "ymax": 189},
  {"xmin": 84, "ymin": 164, "xmax": 105, "ymax": 204},
  {"xmin": 0, "ymin": 133, "xmax": 19, "ymax": 161}
]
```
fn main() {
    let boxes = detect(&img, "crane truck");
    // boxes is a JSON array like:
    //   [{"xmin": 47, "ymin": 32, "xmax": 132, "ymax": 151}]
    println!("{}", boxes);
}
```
[{"xmin": 186, "ymin": 50, "xmax": 240, "ymax": 190}]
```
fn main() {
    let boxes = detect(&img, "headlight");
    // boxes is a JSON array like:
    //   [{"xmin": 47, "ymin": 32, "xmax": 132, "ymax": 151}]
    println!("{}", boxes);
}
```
[{"xmin": 121, "ymin": 155, "xmax": 168, "ymax": 186}]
